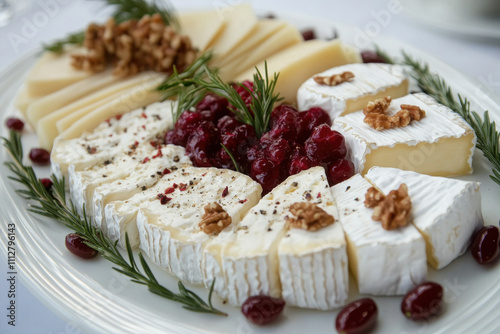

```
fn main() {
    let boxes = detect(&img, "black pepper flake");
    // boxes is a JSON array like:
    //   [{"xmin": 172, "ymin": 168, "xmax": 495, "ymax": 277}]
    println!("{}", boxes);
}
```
[
  {"xmin": 150, "ymin": 174, "xmax": 155, "ymax": 178},
  {"xmin": 156, "ymin": 171, "xmax": 162, "ymax": 176},
  {"xmin": 141, "ymin": 186, "xmax": 146, "ymax": 191},
  {"xmin": 189, "ymin": 180, "xmax": 194, "ymax": 186},
  {"xmin": 272, "ymin": 209, "xmax": 277, "ymax": 215},
  {"xmin": 292, "ymin": 182, "xmax": 298, "ymax": 187},
  {"xmin": 354, "ymin": 198, "xmax": 359, "ymax": 201},
  {"xmin": 260, "ymin": 210, "xmax": 267, "ymax": 215},
  {"xmin": 305, "ymin": 192, "xmax": 312, "ymax": 200},
  {"xmin": 346, "ymin": 186, "xmax": 351, "ymax": 191},
  {"xmin": 267, "ymin": 228, "xmax": 272, "ymax": 232},
  {"xmin": 173, "ymin": 155, "xmax": 180, "ymax": 162},
  {"xmin": 102, "ymin": 174, "xmax": 107, "ymax": 178},
  {"xmin": 103, "ymin": 160, "xmax": 111, "ymax": 165},
  {"xmin": 87, "ymin": 146, "xmax": 97, "ymax": 154}
]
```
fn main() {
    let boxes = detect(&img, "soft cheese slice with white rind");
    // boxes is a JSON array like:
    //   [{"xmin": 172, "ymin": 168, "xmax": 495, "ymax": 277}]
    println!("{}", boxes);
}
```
[
  {"xmin": 277, "ymin": 167, "xmax": 348, "ymax": 310},
  {"xmin": 365, "ymin": 167, "xmax": 483, "ymax": 269},
  {"xmin": 214, "ymin": 167, "xmax": 338, "ymax": 305},
  {"xmin": 331, "ymin": 174, "xmax": 427, "ymax": 295},
  {"xmin": 135, "ymin": 167, "xmax": 261, "ymax": 285},
  {"xmin": 69, "ymin": 141, "xmax": 157, "ymax": 217},
  {"xmin": 51, "ymin": 101, "xmax": 174, "ymax": 179},
  {"xmin": 297, "ymin": 63, "xmax": 409, "ymax": 120},
  {"xmin": 333, "ymin": 93, "xmax": 476, "ymax": 176},
  {"xmin": 93, "ymin": 145, "xmax": 191, "ymax": 238}
]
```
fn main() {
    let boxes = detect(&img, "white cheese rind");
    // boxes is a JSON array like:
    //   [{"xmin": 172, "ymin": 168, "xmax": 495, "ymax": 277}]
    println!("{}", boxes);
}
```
[
  {"xmin": 130, "ymin": 167, "xmax": 261, "ymax": 285},
  {"xmin": 278, "ymin": 170, "xmax": 348, "ymax": 310},
  {"xmin": 331, "ymin": 174, "xmax": 427, "ymax": 295},
  {"xmin": 50, "ymin": 101, "xmax": 175, "ymax": 179},
  {"xmin": 93, "ymin": 145, "xmax": 191, "ymax": 235},
  {"xmin": 332, "ymin": 93, "xmax": 476, "ymax": 176},
  {"xmin": 365, "ymin": 167, "xmax": 483, "ymax": 269},
  {"xmin": 297, "ymin": 63, "xmax": 409, "ymax": 119}
]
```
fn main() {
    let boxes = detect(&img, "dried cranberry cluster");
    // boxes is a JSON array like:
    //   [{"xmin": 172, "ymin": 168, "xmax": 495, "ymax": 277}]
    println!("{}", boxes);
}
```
[{"xmin": 165, "ymin": 81, "xmax": 354, "ymax": 193}]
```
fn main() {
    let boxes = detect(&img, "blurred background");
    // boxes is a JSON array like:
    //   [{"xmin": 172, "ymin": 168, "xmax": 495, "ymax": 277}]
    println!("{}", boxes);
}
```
[{"xmin": 0, "ymin": 0, "xmax": 499, "ymax": 333}]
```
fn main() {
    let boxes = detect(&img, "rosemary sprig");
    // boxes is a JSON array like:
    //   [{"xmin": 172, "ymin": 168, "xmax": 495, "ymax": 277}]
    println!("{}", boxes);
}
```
[
  {"xmin": 400, "ymin": 53, "xmax": 500, "ymax": 185},
  {"xmin": 220, "ymin": 143, "xmax": 241, "ymax": 173},
  {"xmin": 2, "ymin": 130, "xmax": 226, "ymax": 316},
  {"xmin": 44, "ymin": 0, "xmax": 178, "ymax": 52}
]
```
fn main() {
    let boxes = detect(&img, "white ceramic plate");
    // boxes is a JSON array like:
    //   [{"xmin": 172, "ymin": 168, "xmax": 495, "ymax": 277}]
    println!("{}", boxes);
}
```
[{"xmin": 1, "ymin": 12, "xmax": 500, "ymax": 334}]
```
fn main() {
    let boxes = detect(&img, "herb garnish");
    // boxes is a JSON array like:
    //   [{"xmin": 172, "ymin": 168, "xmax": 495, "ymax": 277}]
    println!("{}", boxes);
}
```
[
  {"xmin": 44, "ymin": 0, "xmax": 178, "ymax": 52},
  {"xmin": 376, "ymin": 48, "xmax": 500, "ymax": 186},
  {"xmin": 2, "ymin": 130, "xmax": 226, "ymax": 316}
]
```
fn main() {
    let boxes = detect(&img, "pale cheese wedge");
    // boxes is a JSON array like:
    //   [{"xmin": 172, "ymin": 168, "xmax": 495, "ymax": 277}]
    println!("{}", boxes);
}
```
[
  {"xmin": 211, "ymin": 19, "xmax": 287, "ymax": 68},
  {"xmin": 178, "ymin": 9, "xmax": 226, "ymax": 51},
  {"xmin": 277, "ymin": 167, "xmax": 348, "ymax": 310},
  {"xmin": 297, "ymin": 63, "xmax": 409, "ymax": 119},
  {"xmin": 333, "ymin": 93, "xmax": 476, "ymax": 176},
  {"xmin": 15, "ymin": 88, "xmax": 41, "ymax": 116},
  {"xmin": 217, "ymin": 23, "xmax": 303, "ymax": 82},
  {"xmin": 51, "ymin": 101, "xmax": 174, "ymax": 179},
  {"xmin": 135, "ymin": 167, "xmax": 261, "ymax": 284},
  {"xmin": 331, "ymin": 174, "xmax": 427, "ymax": 295},
  {"xmin": 37, "ymin": 72, "xmax": 163, "ymax": 150},
  {"xmin": 365, "ymin": 167, "xmax": 483, "ymax": 269},
  {"xmin": 58, "ymin": 75, "xmax": 164, "ymax": 140},
  {"xmin": 25, "ymin": 47, "xmax": 92, "ymax": 96},
  {"xmin": 26, "ymin": 69, "xmax": 119, "ymax": 127},
  {"xmin": 207, "ymin": 3, "xmax": 258, "ymax": 58},
  {"xmin": 235, "ymin": 40, "xmax": 361, "ymax": 103},
  {"xmin": 93, "ymin": 145, "xmax": 191, "ymax": 241}
]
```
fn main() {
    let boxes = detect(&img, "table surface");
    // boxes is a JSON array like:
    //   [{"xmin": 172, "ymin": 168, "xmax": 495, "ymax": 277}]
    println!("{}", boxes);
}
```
[{"xmin": 0, "ymin": 0, "xmax": 499, "ymax": 333}]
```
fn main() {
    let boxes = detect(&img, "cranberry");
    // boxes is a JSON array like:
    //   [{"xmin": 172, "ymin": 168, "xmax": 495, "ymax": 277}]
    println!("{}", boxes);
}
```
[
  {"xmin": 327, "ymin": 159, "xmax": 354, "ymax": 186},
  {"xmin": 197, "ymin": 94, "xmax": 230, "ymax": 121},
  {"xmin": 268, "ymin": 109, "xmax": 300, "ymax": 141},
  {"xmin": 301, "ymin": 28, "xmax": 316, "ymax": 41},
  {"xmin": 217, "ymin": 115, "xmax": 242, "ymax": 134},
  {"xmin": 266, "ymin": 137, "xmax": 291, "ymax": 165},
  {"xmin": 234, "ymin": 80, "xmax": 255, "ymax": 106},
  {"xmin": 289, "ymin": 155, "xmax": 314, "ymax": 175},
  {"xmin": 40, "ymin": 178, "xmax": 53, "ymax": 191},
  {"xmin": 335, "ymin": 298, "xmax": 378, "ymax": 334},
  {"xmin": 361, "ymin": 50, "xmax": 387, "ymax": 64},
  {"xmin": 185, "ymin": 121, "xmax": 220, "ymax": 167},
  {"xmin": 251, "ymin": 158, "xmax": 280, "ymax": 194},
  {"xmin": 5, "ymin": 117, "xmax": 24, "ymax": 131},
  {"xmin": 304, "ymin": 124, "xmax": 346, "ymax": 163},
  {"xmin": 270, "ymin": 104, "xmax": 299, "ymax": 129},
  {"xmin": 65, "ymin": 233, "xmax": 98, "ymax": 259},
  {"xmin": 29, "ymin": 148, "xmax": 50, "ymax": 165},
  {"xmin": 470, "ymin": 225, "xmax": 500, "ymax": 264},
  {"xmin": 246, "ymin": 144, "xmax": 264, "ymax": 163},
  {"xmin": 173, "ymin": 111, "xmax": 205, "ymax": 145},
  {"xmin": 164, "ymin": 129, "xmax": 181, "ymax": 145},
  {"xmin": 241, "ymin": 295, "xmax": 285, "ymax": 326},
  {"xmin": 298, "ymin": 107, "xmax": 331, "ymax": 141},
  {"xmin": 214, "ymin": 148, "xmax": 236, "ymax": 170},
  {"xmin": 401, "ymin": 282, "xmax": 443, "ymax": 321}
]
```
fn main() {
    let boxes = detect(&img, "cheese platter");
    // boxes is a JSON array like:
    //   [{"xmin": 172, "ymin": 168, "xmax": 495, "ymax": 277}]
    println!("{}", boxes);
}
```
[{"xmin": 1, "ymin": 2, "xmax": 500, "ymax": 333}]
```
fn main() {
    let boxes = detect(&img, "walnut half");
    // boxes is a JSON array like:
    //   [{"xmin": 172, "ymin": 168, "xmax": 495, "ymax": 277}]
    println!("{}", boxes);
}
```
[
  {"xmin": 199, "ymin": 202, "xmax": 232, "ymax": 236},
  {"xmin": 364, "ymin": 184, "xmax": 412, "ymax": 230},
  {"xmin": 313, "ymin": 71, "xmax": 354, "ymax": 86},
  {"xmin": 363, "ymin": 97, "xmax": 426, "ymax": 131},
  {"xmin": 288, "ymin": 202, "xmax": 334, "ymax": 231}
]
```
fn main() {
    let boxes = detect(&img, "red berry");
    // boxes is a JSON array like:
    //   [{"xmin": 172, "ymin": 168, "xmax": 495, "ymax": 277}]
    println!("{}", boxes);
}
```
[
  {"xmin": 470, "ymin": 225, "xmax": 500, "ymax": 264},
  {"xmin": 301, "ymin": 28, "xmax": 316, "ymax": 41},
  {"xmin": 217, "ymin": 115, "xmax": 241, "ymax": 134},
  {"xmin": 241, "ymin": 295, "xmax": 285, "ymax": 326},
  {"xmin": 251, "ymin": 158, "xmax": 280, "ymax": 195},
  {"xmin": 336, "ymin": 298, "xmax": 378, "ymax": 334},
  {"xmin": 266, "ymin": 137, "xmax": 291, "ymax": 165},
  {"xmin": 234, "ymin": 81, "xmax": 255, "ymax": 106},
  {"xmin": 401, "ymin": 282, "xmax": 443, "ymax": 321},
  {"xmin": 65, "ymin": 233, "xmax": 98, "ymax": 259},
  {"xmin": 6, "ymin": 117, "xmax": 24, "ymax": 131},
  {"xmin": 29, "ymin": 148, "xmax": 50, "ymax": 165},
  {"xmin": 289, "ymin": 155, "xmax": 313, "ymax": 175},
  {"xmin": 40, "ymin": 178, "xmax": 53, "ymax": 191},
  {"xmin": 361, "ymin": 50, "xmax": 387, "ymax": 63},
  {"xmin": 197, "ymin": 94, "xmax": 230, "ymax": 121},
  {"xmin": 185, "ymin": 121, "xmax": 220, "ymax": 167},
  {"xmin": 327, "ymin": 159, "xmax": 354, "ymax": 186},
  {"xmin": 270, "ymin": 104, "xmax": 299, "ymax": 128},
  {"xmin": 298, "ymin": 107, "xmax": 331, "ymax": 141},
  {"xmin": 304, "ymin": 124, "xmax": 346, "ymax": 163}
]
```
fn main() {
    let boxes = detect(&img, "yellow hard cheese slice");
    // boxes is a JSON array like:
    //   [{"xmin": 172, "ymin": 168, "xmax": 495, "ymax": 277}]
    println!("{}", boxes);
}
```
[
  {"xmin": 217, "ymin": 23, "xmax": 303, "ymax": 82},
  {"xmin": 58, "ymin": 76, "xmax": 164, "ymax": 140},
  {"xmin": 26, "ymin": 69, "xmax": 120, "ymax": 127},
  {"xmin": 25, "ymin": 47, "xmax": 92, "ymax": 96},
  {"xmin": 36, "ymin": 72, "xmax": 164, "ymax": 150},
  {"xmin": 235, "ymin": 40, "xmax": 361, "ymax": 103},
  {"xmin": 178, "ymin": 9, "xmax": 226, "ymax": 51},
  {"xmin": 15, "ymin": 89, "xmax": 40, "ymax": 116}
]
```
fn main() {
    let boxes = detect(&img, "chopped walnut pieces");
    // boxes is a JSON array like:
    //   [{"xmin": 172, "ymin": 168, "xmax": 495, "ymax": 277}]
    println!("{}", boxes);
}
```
[
  {"xmin": 364, "ymin": 184, "xmax": 412, "ymax": 230},
  {"xmin": 72, "ymin": 14, "xmax": 198, "ymax": 76},
  {"xmin": 199, "ymin": 202, "xmax": 232, "ymax": 236},
  {"xmin": 314, "ymin": 71, "xmax": 354, "ymax": 86},
  {"xmin": 288, "ymin": 202, "xmax": 335, "ymax": 231},
  {"xmin": 363, "ymin": 97, "xmax": 426, "ymax": 131}
]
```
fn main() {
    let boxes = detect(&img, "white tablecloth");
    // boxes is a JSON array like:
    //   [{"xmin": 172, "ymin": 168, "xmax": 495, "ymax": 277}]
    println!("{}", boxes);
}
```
[{"xmin": 0, "ymin": 0, "xmax": 499, "ymax": 333}]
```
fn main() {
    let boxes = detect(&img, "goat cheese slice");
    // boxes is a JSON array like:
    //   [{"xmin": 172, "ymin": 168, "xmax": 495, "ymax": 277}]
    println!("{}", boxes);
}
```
[
  {"xmin": 297, "ymin": 63, "xmax": 409, "ymax": 119},
  {"xmin": 365, "ymin": 167, "xmax": 483, "ymax": 269},
  {"xmin": 332, "ymin": 93, "xmax": 476, "ymax": 176},
  {"xmin": 277, "ymin": 167, "xmax": 348, "ymax": 310},
  {"xmin": 126, "ymin": 167, "xmax": 261, "ymax": 285},
  {"xmin": 331, "ymin": 174, "xmax": 427, "ymax": 295},
  {"xmin": 51, "ymin": 101, "xmax": 175, "ymax": 179},
  {"xmin": 93, "ymin": 145, "xmax": 191, "ymax": 239}
]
